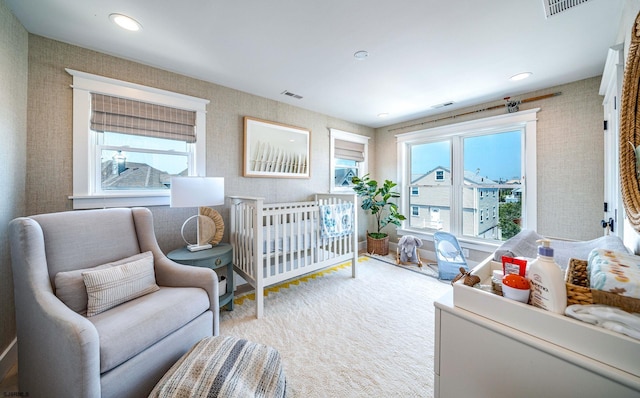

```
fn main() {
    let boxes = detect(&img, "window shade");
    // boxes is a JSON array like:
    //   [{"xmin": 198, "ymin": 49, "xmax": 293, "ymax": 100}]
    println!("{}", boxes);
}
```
[
  {"xmin": 335, "ymin": 139, "xmax": 365, "ymax": 162},
  {"xmin": 90, "ymin": 93, "xmax": 197, "ymax": 143}
]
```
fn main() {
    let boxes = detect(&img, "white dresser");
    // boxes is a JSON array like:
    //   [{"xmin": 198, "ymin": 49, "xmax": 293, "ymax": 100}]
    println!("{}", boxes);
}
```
[{"xmin": 434, "ymin": 257, "xmax": 640, "ymax": 398}]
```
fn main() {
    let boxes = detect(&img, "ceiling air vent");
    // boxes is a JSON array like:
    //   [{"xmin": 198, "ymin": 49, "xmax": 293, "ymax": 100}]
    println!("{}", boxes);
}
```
[
  {"xmin": 431, "ymin": 101, "xmax": 454, "ymax": 109},
  {"xmin": 281, "ymin": 90, "xmax": 303, "ymax": 100},
  {"xmin": 543, "ymin": 0, "xmax": 590, "ymax": 18}
]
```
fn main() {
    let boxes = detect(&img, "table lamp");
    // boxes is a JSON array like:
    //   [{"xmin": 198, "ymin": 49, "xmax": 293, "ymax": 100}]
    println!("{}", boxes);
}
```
[{"xmin": 170, "ymin": 176, "xmax": 225, "ymax": 251}]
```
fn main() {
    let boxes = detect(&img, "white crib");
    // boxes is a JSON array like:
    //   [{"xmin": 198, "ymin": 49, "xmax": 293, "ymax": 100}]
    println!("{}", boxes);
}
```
[{"xmin": 229, "ymin": 193, "xmax": 358, "ymax": 318}]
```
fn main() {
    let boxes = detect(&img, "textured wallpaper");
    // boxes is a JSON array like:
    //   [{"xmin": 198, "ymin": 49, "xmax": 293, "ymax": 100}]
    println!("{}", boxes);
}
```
[
  {"xmin": 25, "ymin": 35, "xmax": 375, "ymax": 252},
  {"xmin": 0, "ymin": 0, "xmax": 28, "ymax": 373}
]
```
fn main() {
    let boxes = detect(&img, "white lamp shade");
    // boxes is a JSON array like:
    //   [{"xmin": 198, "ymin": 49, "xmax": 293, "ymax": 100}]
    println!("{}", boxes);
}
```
[{"xmin": 170, "ymin": 177, "xmax": 225, "ymax": 208}]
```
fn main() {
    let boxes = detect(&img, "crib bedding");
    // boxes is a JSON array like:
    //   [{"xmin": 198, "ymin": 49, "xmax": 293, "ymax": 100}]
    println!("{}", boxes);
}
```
[
  {"xmin": 242, "ymin": 219, "xmax": 350, "ymax": 255},
  {"xmin": 262, "ymin": 219, "xmax": 316, "ymax": 254},
  {"xmin": 588, "ymin": 249, "xmax": 640, "ymax": 299},
  {"xmin": 235, "ymin": 220, "xmax": 316, "ymax": 255}
]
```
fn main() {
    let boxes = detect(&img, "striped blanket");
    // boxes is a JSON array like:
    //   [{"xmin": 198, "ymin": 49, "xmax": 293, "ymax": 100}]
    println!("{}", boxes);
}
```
[{"xmin": 149, "ymin": 336, "xmax": 286, "ymax": 398}]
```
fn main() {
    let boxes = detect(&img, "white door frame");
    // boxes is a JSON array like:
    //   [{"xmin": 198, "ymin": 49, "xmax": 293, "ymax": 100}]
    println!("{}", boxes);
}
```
[{"xmin": 600, "ymin": 44, "xmax": 624, "ymax": 239}]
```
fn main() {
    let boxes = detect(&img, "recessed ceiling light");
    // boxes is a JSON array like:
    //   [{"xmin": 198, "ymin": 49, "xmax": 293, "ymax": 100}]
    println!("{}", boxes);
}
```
[
  {"xmin": 354, "ymin": 50, "xmax": 369, "ymax": 60},
  {"xmin": 109, "ymin": 13, "xmax": 142, "ymax": 31},
  {"xmin": 509, "ymin": 72, "xmax": 532, "ymax": 81},
  {"xmin": 377, "ymin": 112, "xmax": 389, "ymax": 118}
]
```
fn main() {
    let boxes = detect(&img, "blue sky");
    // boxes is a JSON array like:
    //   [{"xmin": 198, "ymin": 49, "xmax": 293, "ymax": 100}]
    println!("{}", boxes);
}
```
[{"xmin": 411, "ymin": 130, "xmax": 521, "ymax": 182}]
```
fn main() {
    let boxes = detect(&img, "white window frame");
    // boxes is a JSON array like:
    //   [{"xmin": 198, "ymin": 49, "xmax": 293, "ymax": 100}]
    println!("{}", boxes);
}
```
[
  {"xmin": 397, "ymin": 109, "xmax": 538, "ymax": 252},
  {"xmin": 329, "ymin": 129, "xmax": 369, "ymax": 192},
  {"xmin": 67, "ymin": 69, "xmax": 209, "ymax": 209}
]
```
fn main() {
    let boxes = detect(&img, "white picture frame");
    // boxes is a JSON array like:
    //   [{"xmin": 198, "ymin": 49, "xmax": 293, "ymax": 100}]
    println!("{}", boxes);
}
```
[{"xmin": 243, "ymin": 116, "xmax": 311, "ymax": 178}]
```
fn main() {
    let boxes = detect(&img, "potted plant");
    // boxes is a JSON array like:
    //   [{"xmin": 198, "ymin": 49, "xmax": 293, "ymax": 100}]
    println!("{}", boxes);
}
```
[{"xmin": 351, "ymin": 174, "xmax": 406, "ymax": 255}]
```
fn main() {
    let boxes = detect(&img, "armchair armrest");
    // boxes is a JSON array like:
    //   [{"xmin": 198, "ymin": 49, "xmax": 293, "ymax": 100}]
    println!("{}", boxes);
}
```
[
  {"xmin": 154, "ymin": 255, "xmax": 220, "ymax": 310},
  {"xmin": 9, "ymin": 217, "xmax": 102, "ymax": 398},
  {"xmin": 26, "ymin": 294, "xmax": 101, "ymax": 397}
]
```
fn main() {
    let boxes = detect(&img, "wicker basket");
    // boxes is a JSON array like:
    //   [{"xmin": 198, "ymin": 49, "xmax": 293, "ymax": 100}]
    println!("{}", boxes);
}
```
[
  {"xmin": 367, "ymin": 234, "xmax": 389, "ymax": 256},
  {"xmin": 565, "ymin": 258, "xmax": 593, "ymax": 306},
  {"xmin": 592, "ymin": 290, "xmax": 640, "ymax": 313},
  {"xmin": 565, "ymin": 257, "xmax": 640, "ymax": 313}
]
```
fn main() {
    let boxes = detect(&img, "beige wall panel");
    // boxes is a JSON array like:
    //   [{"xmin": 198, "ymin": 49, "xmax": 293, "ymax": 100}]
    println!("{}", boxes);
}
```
[{"xmin": 0, "ymin": 0, "xmax": 27, "ymax": 375}]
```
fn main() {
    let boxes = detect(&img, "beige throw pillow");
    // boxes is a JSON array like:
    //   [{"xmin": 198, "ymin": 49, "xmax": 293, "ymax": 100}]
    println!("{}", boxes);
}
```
[
  {"xmin": 83, "ymin": 254, "xmax": 159, "ymax": 317},
  {"xmin": 55, "ymin": 251, "xmax": 153, "ymax": 315}
]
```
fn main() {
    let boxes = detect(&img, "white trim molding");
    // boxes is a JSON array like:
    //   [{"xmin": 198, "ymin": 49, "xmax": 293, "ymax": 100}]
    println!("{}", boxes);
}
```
[
  {"xmin": 396, "ymin": 108, "xmax": 539, "ymax": 253},
  {"xmin": 66, "ymin": 69, "xmax": 209, "ymax": 209},
  {"xmin": 329, "ymin": 128, "xmax": 370, "ymax": 193}
]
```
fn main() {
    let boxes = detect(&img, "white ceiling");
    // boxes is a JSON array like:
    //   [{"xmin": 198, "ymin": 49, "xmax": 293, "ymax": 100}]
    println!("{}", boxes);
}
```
[{"xmin": 6, "ymin": 0, "xmax": 625, "ymax": 128}]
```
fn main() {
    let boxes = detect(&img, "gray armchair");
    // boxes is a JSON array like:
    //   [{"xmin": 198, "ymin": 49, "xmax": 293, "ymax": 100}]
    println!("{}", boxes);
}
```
[{"xmin": 8, "ymin": 207, "xmax": 219, "ymax": 398}]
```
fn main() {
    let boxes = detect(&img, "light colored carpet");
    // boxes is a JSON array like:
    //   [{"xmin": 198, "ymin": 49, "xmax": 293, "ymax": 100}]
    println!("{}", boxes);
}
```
[
  {"xmin": 219, "ymin": 257, "xmax": 452, "ymax": 398},
  {"xmin": 366, "ymin": 252, "xmax": 441, "ymax": 279}
]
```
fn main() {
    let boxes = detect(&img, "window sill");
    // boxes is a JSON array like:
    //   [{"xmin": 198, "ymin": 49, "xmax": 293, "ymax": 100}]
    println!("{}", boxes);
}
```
[
  {"xmin": 398, "ymin": 227, "xmax": 501, "ymax": 256},
  {"xmin": 330, "ymin": 187, "xmax": 356, "ymax": 194},
  {"xmin": 69, "ymin": 193, "xmax": 170, "ymax": 209}
]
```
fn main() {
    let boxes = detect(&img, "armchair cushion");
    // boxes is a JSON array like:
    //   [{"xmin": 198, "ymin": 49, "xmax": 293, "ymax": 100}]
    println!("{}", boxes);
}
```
[
  {"xmin": 89, "ymin": 286, "xmax": 210, "ymax": 373},
  {"xmin": 83, "ymin": 252, "xmax": 159, "ymax": 316},
  {"xmin": 55, "ymin": 251, "xmax": 153, "ymax": 315}
]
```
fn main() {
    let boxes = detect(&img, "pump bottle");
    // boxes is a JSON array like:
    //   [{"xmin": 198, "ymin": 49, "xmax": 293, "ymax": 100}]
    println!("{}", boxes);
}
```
[{"xmin": 528, "ymin": 239, "xmax": 567, "ymax": 314}]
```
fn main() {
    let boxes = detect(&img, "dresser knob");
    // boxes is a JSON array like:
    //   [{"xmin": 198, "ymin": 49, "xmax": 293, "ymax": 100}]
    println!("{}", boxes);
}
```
[{"xmin": 215, "ymin": 258, "xmax": 222, "ymax": 266}]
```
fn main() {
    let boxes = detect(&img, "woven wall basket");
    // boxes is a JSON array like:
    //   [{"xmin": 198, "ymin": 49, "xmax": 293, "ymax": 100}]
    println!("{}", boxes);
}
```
[{"xmin": 620, "ymin": 10, "xmax": 640, "ymax": 232}]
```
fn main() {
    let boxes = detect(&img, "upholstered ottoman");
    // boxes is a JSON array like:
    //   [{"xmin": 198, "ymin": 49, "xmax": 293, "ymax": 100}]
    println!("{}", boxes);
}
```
[{"xmin": 149, "ymin": 336, "xmax": 286, "ymax": 398}]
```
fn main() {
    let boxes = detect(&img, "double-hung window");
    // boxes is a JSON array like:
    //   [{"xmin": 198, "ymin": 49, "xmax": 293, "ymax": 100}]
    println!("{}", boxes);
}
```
[
  {"xmin": 330, "ymin": 129, "xmax": 369, "ymax": 192},
  {"xmin": 68, "ymin": 69, "xmax": 209, "ymax": 209},
  {"xmin": 397, "ymin": 109, "xmax": 538, "ymax": 245}
]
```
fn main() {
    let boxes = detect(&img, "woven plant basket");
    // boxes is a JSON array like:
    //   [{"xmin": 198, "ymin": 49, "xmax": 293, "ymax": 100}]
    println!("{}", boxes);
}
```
[
  {"xmin": 367, "ymin": 234, "xmax": 389, "ymax": 256},
  {"xmin": 565, "ymin": 258, "xmax": 640, "ymax": 313}
]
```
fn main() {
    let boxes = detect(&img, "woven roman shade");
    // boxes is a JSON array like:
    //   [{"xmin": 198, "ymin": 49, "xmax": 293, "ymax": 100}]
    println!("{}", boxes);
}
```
[
  {"xmin": 335, "ymin": 139, "xmax": 365, "ymax": 162},
  {"xmin": 91, "ymin": 93, "xmax": 197, "ymax": 143}
]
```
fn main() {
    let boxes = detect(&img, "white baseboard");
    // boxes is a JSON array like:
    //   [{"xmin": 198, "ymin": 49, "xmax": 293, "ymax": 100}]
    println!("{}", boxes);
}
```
[{"xmin": 0, "ymin": 338, "xmax": 17, "ymax": 381}]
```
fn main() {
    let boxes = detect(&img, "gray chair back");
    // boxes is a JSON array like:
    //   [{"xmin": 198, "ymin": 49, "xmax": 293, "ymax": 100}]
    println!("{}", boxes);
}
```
[{"xmin": 26, "ymin": 208, "xmax": 142, "ymax": 289}]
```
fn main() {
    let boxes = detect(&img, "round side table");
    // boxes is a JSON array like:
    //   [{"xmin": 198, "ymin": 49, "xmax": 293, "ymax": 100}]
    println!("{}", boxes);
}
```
[{"xmin": 167, "ymin": 243, "xmax": 234, "ymax": 311}]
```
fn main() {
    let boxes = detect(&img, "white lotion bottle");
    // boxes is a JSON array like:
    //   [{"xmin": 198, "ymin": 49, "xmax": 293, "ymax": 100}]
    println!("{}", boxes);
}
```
[{"xmin": 528, "ymin": 239, "xmax": 567, "ymax": 314}]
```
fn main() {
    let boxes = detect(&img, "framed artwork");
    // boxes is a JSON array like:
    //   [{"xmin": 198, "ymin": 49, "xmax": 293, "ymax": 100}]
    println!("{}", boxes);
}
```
[{"xmin": 243, "ymin": 116, "xmax": 310, "ymax": 178}]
